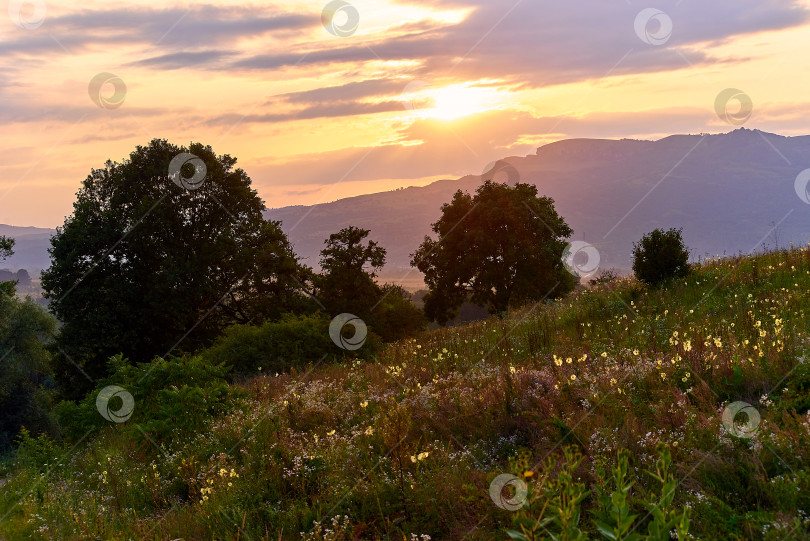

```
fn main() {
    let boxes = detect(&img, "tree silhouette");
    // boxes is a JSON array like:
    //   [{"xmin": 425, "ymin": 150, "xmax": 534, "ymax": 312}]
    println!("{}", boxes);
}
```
[
  {"xmin": 411, "ymin": 181, "xmax": 574, "ymax": 324},
  {"xmin": 317, "ymin": 226, "xmax": 385, "ymax": 318},
  {"xmin": 632, "ymin": 228, "xmax": 690, "ymax": 286}
]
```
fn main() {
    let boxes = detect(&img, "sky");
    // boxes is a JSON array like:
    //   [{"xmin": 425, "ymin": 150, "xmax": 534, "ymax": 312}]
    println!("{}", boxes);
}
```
[{"xmin": 2, "ymin": 0, "xmax": 810, "ymax": 227}]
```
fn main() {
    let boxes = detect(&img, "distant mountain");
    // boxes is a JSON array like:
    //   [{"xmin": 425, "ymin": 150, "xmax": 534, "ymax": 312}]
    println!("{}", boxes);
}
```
[
  {"xmin": 7, "ymin": 129, "xmax": 810, "ymax": 284},
  {"xmin": 0, "ymin": 225, "xmax": 54, "ymax": 272},
  {"xmin": 267, "ymin": 128, "xmax": 810, "ymax": 279}
]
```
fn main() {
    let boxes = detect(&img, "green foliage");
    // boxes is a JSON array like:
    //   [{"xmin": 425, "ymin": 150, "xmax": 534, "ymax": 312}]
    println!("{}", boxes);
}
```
[
  {"xmin": 57, "ymin": 354, "xmax": 239, "ymax": 446},
  {"xmin": 412, "ymin": 180, "xmax": 575, "ymax": 324},
  {"xmin": 0, "ymin": 290, "xmax": 58, "ymax": 452},
  {"xmin": 202, "ymin": 313, "xmax": 341, "ymax": 377},
  {"xmin": 632, "ymin": 228, "xmax": 690, "ymax": 286},
  {"xmin": 13, "ymin": 427, "xmax": 65, "ymax": 472},
  {"xmin": 508, "ymin": 446, "xmax": 689, "ymax": 541},
  {"xmin": 41, "ymin": 139, "xmax": 313, "ymax": 398},
  {"xmin": 641, "ymin": 444, "xmax": 689, "ymax": 541},
  {"xmin": 592, "ymin": 449, "xmax": 639, "ymax": 541},
  {"xmin": 371, "ymin": 284, "xmax": 427, "ymax": 342}
]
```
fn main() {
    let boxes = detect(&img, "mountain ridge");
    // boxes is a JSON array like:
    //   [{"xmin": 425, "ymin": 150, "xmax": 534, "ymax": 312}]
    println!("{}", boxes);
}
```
[{"xmin": 5, "ymin": 129, "xmax": 810, "ymax": 283}]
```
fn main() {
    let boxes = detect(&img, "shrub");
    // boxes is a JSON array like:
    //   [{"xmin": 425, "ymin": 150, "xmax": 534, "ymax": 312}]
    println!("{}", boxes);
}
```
[
  {"xmin": 371, "ymin": 285, "xmax": 427, "ymax": 342},
  {"xmin": 202, "ymin": 313, "xmax": 362, "ymax": 378},
  {"xmin": 57, "ymin": 354, "xmax": 238, "ymax": 445},
  {"xmin": 632, "ymin": 228, "xmax": 690, "ymax": 286}
]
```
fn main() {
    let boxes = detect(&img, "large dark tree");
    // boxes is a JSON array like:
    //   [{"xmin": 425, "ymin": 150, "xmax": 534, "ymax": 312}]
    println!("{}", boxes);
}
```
[
  {"xmin": 42, "ymin": 139, "xmax": 311, "ymax": 397},
  {"xmin": 316, "ymin": 226, "xmax": 385, "ymax": 318},
  {"xmin": 411, "ymin": 181, "xmax": 575, "ymax": 324}
]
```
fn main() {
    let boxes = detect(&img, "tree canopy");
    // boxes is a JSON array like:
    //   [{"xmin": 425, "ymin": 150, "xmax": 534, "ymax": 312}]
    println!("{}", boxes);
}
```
[
  {"xmin": 411, "ymin": 180, "xmax": 575, "ymax": 324},
  {"xmin": 41, "ymin": 139, "xmax": 312, "ymax": 397}
]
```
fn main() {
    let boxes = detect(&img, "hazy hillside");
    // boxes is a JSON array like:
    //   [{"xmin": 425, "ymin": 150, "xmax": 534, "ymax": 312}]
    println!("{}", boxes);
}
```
[
  {"xmin": 0, "ymin": 225, "xmax": 53, "ymax": 272},
  {"xmin": 267, "ymin": 128, "xmax": 810, "ymax": 276}
]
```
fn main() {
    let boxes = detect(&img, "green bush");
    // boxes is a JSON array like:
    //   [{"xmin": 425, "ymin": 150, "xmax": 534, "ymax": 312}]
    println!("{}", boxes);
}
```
[
  {"xmin": 632, "ymin": 228, "xmax": 690, "ymax": 286},
  {"xmin": 57, "ymin": 354, "xmax": 239, "ymax": 445},
  {"xmin": 203, "ymin": 313, "xmax": 362, "ymax": 378},
  {"xmin": 371, "ymin": 284, "xmax": 427, "ymax": 342}
]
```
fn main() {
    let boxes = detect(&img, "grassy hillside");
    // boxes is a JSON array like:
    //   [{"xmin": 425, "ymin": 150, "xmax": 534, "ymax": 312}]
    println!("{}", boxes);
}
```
[{"xmin": 2, "ymin": 248, "xmax": 810, "ymax": 539}]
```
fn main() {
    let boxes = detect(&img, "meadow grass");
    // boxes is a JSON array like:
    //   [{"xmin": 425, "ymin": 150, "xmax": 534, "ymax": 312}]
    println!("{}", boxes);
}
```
[{"xmin": 2, "ymin": 248, "xmax": 810, "ymax": 539}]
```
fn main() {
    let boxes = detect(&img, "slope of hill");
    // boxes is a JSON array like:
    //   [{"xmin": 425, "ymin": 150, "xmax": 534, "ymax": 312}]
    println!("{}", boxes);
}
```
[
  {"xmin": 2, "ymin": 248, "xmax": 808, "ymax": 539},
  {"xmin": 268, "ymin": 128, "xmax": 810, "ymax": 277},
  {"xmin": 0, "ymin": 225, "xmax": 54, "ymax": 272}
]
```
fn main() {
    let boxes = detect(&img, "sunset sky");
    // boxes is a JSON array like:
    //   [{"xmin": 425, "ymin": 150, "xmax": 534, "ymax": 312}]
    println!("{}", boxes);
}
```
[{"xmin": 3, "ymin": 0, "xmax": 810, "ymax": 227}]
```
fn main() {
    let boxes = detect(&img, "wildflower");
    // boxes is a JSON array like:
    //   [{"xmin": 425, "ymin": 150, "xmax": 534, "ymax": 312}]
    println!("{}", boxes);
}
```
[
  {"xmin": 360, "ymin": 401, "xmax": 368, "ymax": 408},
  {"xmin": 327, "ymin": 429, "xmax": 336, "ymax": 436},
  {"xmin": 523, "ymin": 471, "xmax": 534, "ymax": 478},
  {"xmin": 554, "ymin": 355, "xmax": 563, "ymax": 367},
  {"xmin": 570, "ymin": 374, "xmax": 577, "ymax": 381},
  {"xmin": 365, "ymin": 426, "xmax": 374, "ymax": 436},
  {"xmin": 633, "ymin": 349, "xmax": 639, "ymax": 356}
]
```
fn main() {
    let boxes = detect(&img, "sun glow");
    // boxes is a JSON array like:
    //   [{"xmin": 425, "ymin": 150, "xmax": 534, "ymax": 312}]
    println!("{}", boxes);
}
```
[
  {"xmin": 427, "ymin": 84, "xmax": 503, "ymax": 120},
  {"xmin": 399, "ymin": 82, "xmax": 504, "ymax": 121}
]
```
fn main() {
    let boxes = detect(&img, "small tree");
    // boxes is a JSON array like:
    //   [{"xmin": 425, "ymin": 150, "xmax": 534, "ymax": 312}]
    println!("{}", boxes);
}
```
[
  {"xmin": 317, "ymin": 226, "xmax": 386, "ymax": 319},
  {"xmin": 372, "ymin": 284, "xmax": 426, "ymax": 342},
  {"xmin": 632, "ymin": 228, "xmax": 690, "ymax": 286}
]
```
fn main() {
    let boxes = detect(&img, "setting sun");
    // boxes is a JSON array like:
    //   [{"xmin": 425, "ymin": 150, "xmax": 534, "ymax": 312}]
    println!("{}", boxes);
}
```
[{"xmin": 427, "ymin": 84, "xmax": 503, "ymax": 120}]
